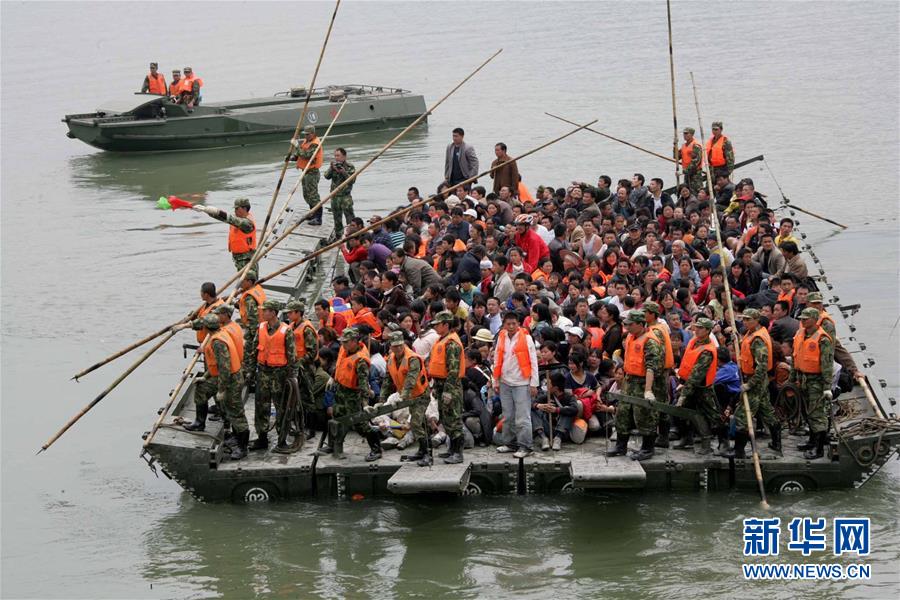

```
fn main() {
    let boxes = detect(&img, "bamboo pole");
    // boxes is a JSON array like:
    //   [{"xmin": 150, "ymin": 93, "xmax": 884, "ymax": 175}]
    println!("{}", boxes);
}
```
[
  {"xmin": 256, "ymin": 120, "xmax": 598, "ymax": 286},
  {"xmin": 666, "ymin": 0, "xmax": 680, "ymax": 187},
  {"xmin": 690, "ymin": 72, "xmax": 770, "ymax": 509},
  {"xmin": 857, "ymin": 374, "xmax": 887, "ymax": 420},
  {"xmin": 763, "ymin": 159, "xmax": 848, "ymax": 229},
  {"xmin": 545, "ymin": 112, "xmax": 677, "ymax": 164},
  {"xmin": 39, "ymin": 332, "xmax": 177, "ymax": 453}
]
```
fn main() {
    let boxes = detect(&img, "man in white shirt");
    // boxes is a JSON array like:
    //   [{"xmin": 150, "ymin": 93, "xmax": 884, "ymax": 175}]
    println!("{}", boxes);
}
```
[
  {"xmin": 486, "ymin": 297, "xmax": 503, "ymax": 335},
  {"xmin": 493, "ymin": 312, "xmax": 540, "ymax": 458}
]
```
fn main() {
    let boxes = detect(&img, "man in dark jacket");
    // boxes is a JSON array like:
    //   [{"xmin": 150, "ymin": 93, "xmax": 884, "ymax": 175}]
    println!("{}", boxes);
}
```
[
  {"xmin": 490, "ymin": 142, "xmax": 519, "ymax": 194},
  {"xmin": 449, "ymin": 245, "xmax": 486, "ymax": 286},
  {"xmin": 444, "ymin": 127, "xmax": 479, "ymax": 188}
]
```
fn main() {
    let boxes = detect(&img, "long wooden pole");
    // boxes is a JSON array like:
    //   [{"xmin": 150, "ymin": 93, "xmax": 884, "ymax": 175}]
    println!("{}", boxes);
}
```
[
  {"xmin": 39, "ymin": 332, "xmax": 177, "ymax": 453},
  {"xmin": 545, "ymin": 112, "xmax": 677, "ymax": 164},
  {"xmin": 666, "ymin": 0, "xmax": 680, "ymax": 187},
  {"xmin": 690, "ymin": 72, "xmax": 770, "ymax": 509},
  {"xmin": 257, "ymin": 120, "xmax": 597, "ymax": 286},
  {"xmin": 140, "ymin": 50, "xmax": 503, "ymax": 448},
  {"xmin": 763, "ymin": 159, "xmax": 848, "ymax": 229},
  {"xmin": 255, "ymin": 0, "xmax": 342, "ymax": 246}
]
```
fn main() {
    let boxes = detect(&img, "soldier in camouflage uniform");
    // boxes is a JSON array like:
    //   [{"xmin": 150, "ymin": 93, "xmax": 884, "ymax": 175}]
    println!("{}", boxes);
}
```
[
  {"xmin": 607, "ymin": 311, "xmax": 662, "ymax": 461},
  {"xmin": 673, "ymin": 318, "xmax": 719, "ymax": 455},
  {"xmin": 249, "ymin": 300, "xmax": 297, "ymax": 452},
  {"xmin": 707, "ymin": 121, "xmax": 735, "ymax": 182},
  {"xmin": 237, "ymin": 271, "xmax": 264, "ymax": 383},
  {"xmin": 425, "ymin": 311, "xmax": 465, "ymax": 466},
  {"xmin": 290, "ymin": 125, "xmax": 324, "ymax": 225},
  {"xmin": 323, "ymin": 147, "xmax": 356, "ymax": 237},
  {"xmin": 185, "ymin": 315, "xmax": 250, "ymax": 459},
  {"xmin": 316, "ymin": 327, "xmax": 382, "ymax": 460},
  {"xmin": 193, "ymin": 198, "xmax": 257, "ymax": 271},
  {"xmin": 729, "ymin": 308, "xmax": 781, "ymax": 458},
  {"xmin": 807, "ymin": 292, "xmax": 859, "ymax": 379},
  {"xmin": 790, "ymin": 307, "xmax": 835, "ymax": 460},
  {"xmin": 380, "ymin": 331, "xmax": 431, "ymax": 463},
  {"xmin": 680, "ymin": 127, "xmax": 704, "ymax": 193},
  {"xmin": 643, "ymin": 301, "xmax": 673, "ymax": 448},
  {"xmin": 286, "ymin": 299, "xmax": 319, "ymax": 438}
]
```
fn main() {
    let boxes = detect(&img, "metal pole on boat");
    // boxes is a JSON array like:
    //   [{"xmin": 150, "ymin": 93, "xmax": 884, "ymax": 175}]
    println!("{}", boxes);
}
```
[
  {"xmin": 690, "ymin": 72, "xmax": 770, "ymax": 509},
  {"xmin": 764, "ymin": 160, "xmax": 849, "ymax": 229},
  {"xmin": 666, "ymin": 0, "xmax": 681, "ymax": 188},
  {"xmin": 544, "ymin": 112, "xmax": 678, "ymax": 164},
  {"xmin": 38, "ymin": 332, "xmax": 177, "ymax": 454},
  {"xmin": 255, "ymin": 0, "xmax": 343, "ymax": 253},
  {"xmin": 255, "ymin": 119, "xmax": 598, "ymax": 285}
]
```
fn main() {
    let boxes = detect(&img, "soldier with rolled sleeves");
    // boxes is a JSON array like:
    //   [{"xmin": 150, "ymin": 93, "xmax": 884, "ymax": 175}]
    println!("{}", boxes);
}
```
[
  {"xmin": 286, "ymin": 299, "xmax": 319, "ymax": 438},
  {"xmin": 169, "ymin": 281, "xmax": 223, "ymax": 344},
  {"xmin": 791, "ymin": 307, "xmax": 835, "ymax": 460},
  {"xmin": 289, "ymin": 125, "xmax": 325, "ymax": 225},
  {"xmin": 680, "ymin": 127, "xmax": 703, "ymax": 193},
  {"xmin": 249, "ymin": 300, "xmax": 297, "ymax": 452},
  {"xmin": 673, "ymin": 318, "xmax": 719, "ymax": 455},
  {"xmin": 237, "ymin": 270, "xmax": 265, "ymax": 382},
  {"xmin": 323, "ymin": 147, "xmax": 357, "ymax": 237},
  {"xmin": 731, "ymin": 308, "xmax": 781, "ymax": 458},
  {"xmin": 426, "ymin": 311, "xmax": 466, "ymax": 466},
  {"xmin": 807, "ymin": 292, "xmax": 859, "ymax": 379},
  {"xmin": 643, "ymin": 301, "xmax": 674, "ymax": 448},
  {"xmin": 317, "ymin": 327, "xmax": 383, "ymax": 461},
  {"xmin": 380, "ymin": 331, "xmax": 431, "ymax": 463},
  {"xmin": 607, "ymin": 311, "xmax": 662, "ymax": 461},
  {"xmin": 193, "ymin": 198, "xmax": 258, "ymax": 271},
  {"xmin": 705, "ymin": 121, "xmax": 735, "ymax": 181}
]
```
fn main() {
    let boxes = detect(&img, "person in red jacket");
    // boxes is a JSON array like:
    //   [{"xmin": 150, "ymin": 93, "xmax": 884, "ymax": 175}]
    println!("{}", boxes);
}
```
[
  {"xmin": 512, "ymin": 214, "xmax": 550, "ymax": 269},
  {"xmin": 340, "ymin": 236, "xmax": 368, "ymax": 283}
]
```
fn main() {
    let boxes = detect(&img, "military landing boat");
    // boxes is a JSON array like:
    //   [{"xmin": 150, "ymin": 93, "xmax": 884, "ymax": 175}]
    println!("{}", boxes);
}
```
[{"xmin": 63, "ymin": 85, "xmax": 427, "ymax": 152}]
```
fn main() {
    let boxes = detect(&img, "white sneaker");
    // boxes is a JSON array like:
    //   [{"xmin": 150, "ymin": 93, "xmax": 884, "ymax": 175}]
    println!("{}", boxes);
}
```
[
  {"xmin": 540, "ymin": 435, "xmax": 550, "ymax": 451},
  {"xmin": 496, "ymin": 445, "xmax": 515, "ymax": 453},
  {"xmin": 552, "ymin": 437, "xmax": 562, "ymax": 451},
  {"xmin": 513, "ymin": 449, "xmax": 533, "ymax": 459}
]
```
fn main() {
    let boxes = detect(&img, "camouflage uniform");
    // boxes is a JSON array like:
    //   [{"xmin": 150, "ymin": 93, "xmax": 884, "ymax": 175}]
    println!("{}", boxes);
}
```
[
  {"xmin": 432, "ymin": 336, "xmax": 464, "ymax": 440},
  {"xmin": 380, "ymin": 350, "xmax": 429, "ymax": 443},
  {"xmin": 678, "ymin": 345, "xmax": 719, "ymax": 434},
  {"xmin": 251, "ymin": 320, "xmax": 297, "ymax": 438},
  {"xmin": 324, "ymin": 160, "xmax": 356, "ymax": 236},
  {"xmin": 681, "ymin": 140, "xmax": 704, "ymax": 193},
  {"xmin": 791, "ymin": 329, "xmax": 834, "ymax": 434},
  {"xmin": 616, "ymin": 334, "xmax": 662, "ymax": 436},
  {"xmin": 333, "ymin": 350, "xmax": 372, "ymax": 443},
  {"xmin": 240, "ymin": 292, "xmax": 261, "ymax": 378},
  {"xmin": 709, "ymin": 135, "xmax": 735, "ymax": 181},
  {"xmin": 292, "ymin": 319, "xmax": 319, "ymax": 420},
  {"xmin": 226, "ymin": 213, "xmax": 255, "ymax": 272},
  {"xmin": 735, "ymin": 336, "xmax": 777, "ymax": 431}
]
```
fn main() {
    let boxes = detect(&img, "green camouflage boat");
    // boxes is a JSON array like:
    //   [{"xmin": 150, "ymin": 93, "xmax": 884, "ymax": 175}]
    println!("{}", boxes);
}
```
[{"xmin": 63, "ymin": 84, "xmax": 427, "ymax": 152}]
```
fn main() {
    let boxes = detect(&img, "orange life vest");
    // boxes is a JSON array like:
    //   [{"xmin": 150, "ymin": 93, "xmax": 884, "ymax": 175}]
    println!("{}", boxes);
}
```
[
  {"xmin": 147, "ymin": 72, "xmax": 167, "ymax": 95},
  {"xmin": 740, "ymin": 327, "xmax": 773, "ymax": 375},
  {"xmin": 677, "ymin": 337, "xmax": 718, "ymax": 386},
  {"xmin": 203, "ymin": 330, "xmax": 241, "ymax": 376},
  {"xmin": 196, "ymin": 299, "xmax": 224, "ymax": 343},
  {"xmin": 238, "ymin": 285, "xmax": 266, "ymax": 325},
  {"xmin": 222, "ymin": 320, "xmax": 244, "ymax": 362},
  {"xmin": 291, "ymin": 319, "xmax": 317, "ymax": 359},
  {"xmin": 818, "ymin": 312, "xmax": 835, "ymax": 331},
  {"xmin": 181, "ymin": 74, "xmax": 203, "ymax": 94},
  {"xmin": 777, "ymin": 288, "xmax": 795, "ymax": 310},
  {"xmin": 493, "ymin": 328, "xmax": 533, "ymax": 381},
  {"xmin": 680, "ymin": 139, "xmax": 700, "ymax": 169},
  {"xmin": 296, "ymin": 136, "xmax": 324, "ymax": 170},
  {"xmin": 588, "ymin": 326, "xmax": 605, "ymax": 350},
  {"xmin": 793, "ymin": 327, "xmax": 827, "ymax": 374},
  {"xmin": 349, "ymin": 307, "xmax": 381, "ymax": 338},
  {"xmin": 518, "ymin": 182, "xmax": 535, "ymax": 203},
  {"xmin": 428, "ymin": 332, "xmax": 466, "ymax": 379},
  {"xmin": 169, "ymin": 77, "xmax": 182, "ymax": 94},
  {"xmin": 452, "ymin": 239, "xmax": 467, "ymax": 253},
  {"xmin": 257, "ymin": 322, "xmax": 290, "ymax": 367},
  {"xmin": 387, "ymin": 347, "xmax": 429, "ymax": 397},
  {"xmin": 649, "ymin": 322, "xmax": 674, "ymax": 369},
  {"xmin": 705, "ymin": 135, "xmax": 728, "ymax": 167},
  {"xmin": 624, "ymin": 332, "xmax": 652, "ymax": 377},
  {"xmin": 335, "ymin": 347, "xmax": 370, "ymax": 389},
  {"xmin": 228, "ymin": 212, "xmax": 257, "ymax": 254}
]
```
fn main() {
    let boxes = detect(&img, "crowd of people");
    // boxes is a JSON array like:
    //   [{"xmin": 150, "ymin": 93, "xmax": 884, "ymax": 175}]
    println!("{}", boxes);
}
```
[{"xmin": 183, "ymin": 125, "xmax": 859, "ymax": 466}]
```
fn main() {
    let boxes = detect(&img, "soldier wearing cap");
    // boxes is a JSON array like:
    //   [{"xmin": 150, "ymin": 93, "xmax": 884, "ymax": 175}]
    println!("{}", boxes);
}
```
[
  {"xmin": 324, "ymin": 147, "xmax": 357, "ymax": 237},
  {"xmin": 248, "ymin": 299, "xmax": 297, "ymax": 451},
  {"xmin": 319, "ymin": 327, "xmax": 381, "ymax": 460},
  {"xmin": 608, "ymin": 311, "xmax": 662, "ymax": 461},
  {"xmin": 141, "ymin": 62, "xmax": 168, "ymax": 95},
  {"xmin": 170, "ymin": 281, "xmax": 223, "ymax": 343},
  {"xmin": 192, "ymin": 198, "xmax": 257, "ymax": 271},
  {"xmin": 643, "ymin": 301, "xmax": 674, "ymax": 448},
  {"xmin": 729, "ymin": 308, "xmax": 781, "ymax": 458},
  {"xmin": 680, "ymin": 126, "xmax": 703, "ymax": 193},
  {"xmin": 425, "ymin": 311, "xmax": 466, "ymax": 465},
  {"xmin": 214, "ymin": 303, "xmax": 244, "ymax": 363},
  {"xmin": 179, "ymin": 66, "xmax": 203, "ymax": 110},
  {"xmin": 705, "ymin": 121, "xmax": 734, "ymax": 181},
  {"xmin": 184, "ymin": 315, "xmax": 250, "ymax": 459},
  {"xmin": 169, "ymin": 70, "xmax": 182, "ymax": 101},
  {"xmin": 237, "ymin": 270, "xmax": 266, "ymax": 379},
  {"xmin": 380, "ymin": 331, "xmax": 431, "ymax": 462},
  {"xmin": 671, "ymin": 318, "xmax": 719, "ymax": 455},
  {"xmin": 286, "ymin": 299, "xmax": 319, "ymax": 437},
  {"xmin": 790, "ymin": 307, "xmax": 834, "ymax": 459},
  {"xmin": 807, "ymin": 292, "xmax": 859, "ymax": 379},
  {"xmin": 289, "ymin": 125, "xmax": 325, "ymax": 225}
]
